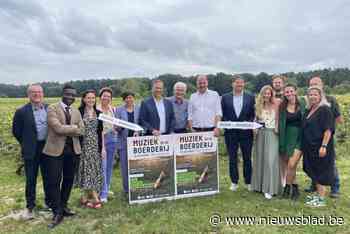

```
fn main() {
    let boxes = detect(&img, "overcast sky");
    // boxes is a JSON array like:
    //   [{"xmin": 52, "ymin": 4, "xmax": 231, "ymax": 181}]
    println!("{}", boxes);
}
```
[{"xmin": 0, "ymin": 0, "xmax": 349, "ymax": 84}]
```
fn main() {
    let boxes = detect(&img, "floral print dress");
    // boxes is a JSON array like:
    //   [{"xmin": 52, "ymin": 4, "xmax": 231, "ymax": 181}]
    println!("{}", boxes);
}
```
[{"xmin": 76, "ymin": 115, "xmax": 103, "ymax": 193}]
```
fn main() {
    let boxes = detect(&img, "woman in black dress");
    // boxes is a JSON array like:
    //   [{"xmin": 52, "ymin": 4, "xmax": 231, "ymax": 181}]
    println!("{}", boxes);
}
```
[{"xmin": 302, "ymin": 86, "xmax": 335, "ymax": 207}]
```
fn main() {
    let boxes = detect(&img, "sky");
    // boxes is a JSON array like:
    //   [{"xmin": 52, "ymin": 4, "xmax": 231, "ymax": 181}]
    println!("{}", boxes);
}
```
[{"xmin": 0, "ymin": 0, "xmax": 349, "ymax": 84}]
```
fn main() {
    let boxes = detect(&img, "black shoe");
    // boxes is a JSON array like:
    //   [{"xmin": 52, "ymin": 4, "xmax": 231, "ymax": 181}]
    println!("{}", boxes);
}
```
[
  {"xmin": 48, "ymin": 214, "xmax": 64, "ymax": 229},
  {"xmin": 63, "ymin": 207, "xmax": 76, "ymax": 217},
  {"xmin": 291, "ymin": 184, "xmax": 300, "ymax": 201},
  {"xmin": 41, "ymin": 203, "xmax": 51, "ymax": 212},
  {"xmin": 304, "ymin": 184, "xmax": 316, "ymax": 193},
  {"xmin": 330, "ymin": 191, "xmax": 340, "ymax": 198},
  {"xmin": 282, "ymin": 184, "xmax": 291, "ymax": 198}
]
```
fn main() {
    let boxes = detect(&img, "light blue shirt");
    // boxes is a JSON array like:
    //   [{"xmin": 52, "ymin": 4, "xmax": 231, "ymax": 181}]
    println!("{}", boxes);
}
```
[
  {"xmin": 233, "ymin": 93, "xmax": 243, "ymax": 117},
  {"xmin": 154, "ymin": 97, "xmax": 166, "ymax": 133},
  {"xmin": 168, "ymin": 96, "xmax": 188, "ymax": 130},
  {"xmin": 32, "ymin": 104, "xmax": 48, "ymax": 141}
]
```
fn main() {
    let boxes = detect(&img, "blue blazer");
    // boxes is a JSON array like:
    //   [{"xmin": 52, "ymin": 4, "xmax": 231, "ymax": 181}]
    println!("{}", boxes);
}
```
[
  {"xmin": 139, "ymin": 97, "xmax": 175, "ymax": 135},
  {"xmin": 12, "ymin": 103, "xmax": 49, "ymax": 160},
  {"xmin": 115, "ymin": 104, "xmax": 140, "ymax": 150},
  {"xmin": 221, "ymin": 92, "xmax": 255, "ymax": 138}
]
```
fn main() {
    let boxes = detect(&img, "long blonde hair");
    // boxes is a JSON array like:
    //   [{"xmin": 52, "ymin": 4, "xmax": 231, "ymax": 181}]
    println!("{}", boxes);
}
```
[
  {"xmin": 306, "ymin": 85, "xmax": 330, "ymax": 109},
  {"xmin": 255, "ymin": 85, "xmax": 276, "ymax": 119}
]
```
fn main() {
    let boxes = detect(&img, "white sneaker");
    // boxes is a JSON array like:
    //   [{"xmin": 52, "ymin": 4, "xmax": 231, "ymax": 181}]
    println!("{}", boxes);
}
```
[
  {"xmin": 230, "ymin": 183, "xmax": 238, "ymax": 191},
  {"xmin": 100, "ymin": 198, "xmax": 108, "ymax": 203},
  {"xmin": 264, "ymin": 193, "xmax": 272, "ymax": 199},
  {"xmin": 21, "ymin": 208, "xmax": 34, "ymax": 220},
  {"xmin": 246, "ymin": 184, "xmax": 252, "ymax": 191}
]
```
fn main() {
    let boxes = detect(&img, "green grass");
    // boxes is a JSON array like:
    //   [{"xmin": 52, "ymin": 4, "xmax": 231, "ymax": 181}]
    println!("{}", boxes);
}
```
[{"xmin": 0, "ymin": 98, "xmax": 349, "ymax": 234}]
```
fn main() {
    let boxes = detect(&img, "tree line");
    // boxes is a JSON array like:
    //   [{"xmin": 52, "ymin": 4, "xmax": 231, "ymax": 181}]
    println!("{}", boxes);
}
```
[{"xmin": 1, "ymin": 68, "xmax": 350, "ymax": 98}]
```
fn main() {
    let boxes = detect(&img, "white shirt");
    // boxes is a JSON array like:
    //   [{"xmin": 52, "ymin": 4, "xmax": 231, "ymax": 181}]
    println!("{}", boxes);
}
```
[
  {"xmin": 188, "ymin": 89, "xmax": 222, "ymax": 128},
  {"xmin": 233, "ymin": 92, "xmax": 243, "ymax": 117},
  {"xmin": 154, "ymin": 97, "xmax": 166, "ymax": 133},
  {"xmin": 60, "ymin": 101, "xmax": 71, "ymax": 114}
]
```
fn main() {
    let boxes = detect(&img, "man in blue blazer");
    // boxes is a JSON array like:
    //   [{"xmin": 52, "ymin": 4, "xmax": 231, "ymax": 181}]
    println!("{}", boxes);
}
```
[
  {"xmin": 12, "ymin": 84, "xmax": 50, "ymax": 219},
  {"xmin": 221, "ymin": 75, "xmax": 255, "ymax": 192},
  {"xmin": 139, "ymin": 79, "xmax": 175, "ymax": 136}
]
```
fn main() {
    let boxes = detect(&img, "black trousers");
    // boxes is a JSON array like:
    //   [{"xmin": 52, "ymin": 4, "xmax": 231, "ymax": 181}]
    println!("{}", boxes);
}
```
[
  {"xmin": 174, "ymin": 128, "xmax": 188, "ymax": 133},
  {"xmin": 42, "ymin": 150, "xmax": 79, "ymax": 215},
  {"xmin": 23, "ymin": 141, "xmax": 50, "ymax": 210},
  {"xmin": 225, "ymin": 134, "xmax": 253, "ymax": 184}
]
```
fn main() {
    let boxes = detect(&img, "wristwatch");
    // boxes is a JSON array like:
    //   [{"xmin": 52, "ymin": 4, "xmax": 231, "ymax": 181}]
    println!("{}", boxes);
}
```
[{"xmin": 321, "ymin": 144, "xmax": 327, "ymax": 148}]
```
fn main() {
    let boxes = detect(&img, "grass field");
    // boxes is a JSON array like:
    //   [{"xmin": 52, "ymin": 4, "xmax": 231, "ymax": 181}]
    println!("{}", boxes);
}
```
[{"xmin": 0, "ymin": 97, "xmax": 349, "ymax": 234}]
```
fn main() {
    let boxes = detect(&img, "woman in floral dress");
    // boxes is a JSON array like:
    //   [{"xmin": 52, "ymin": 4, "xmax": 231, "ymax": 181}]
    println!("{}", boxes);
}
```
[{"xmin": 77, "ymin": 90, "xmax": 104, "ymax": 209}]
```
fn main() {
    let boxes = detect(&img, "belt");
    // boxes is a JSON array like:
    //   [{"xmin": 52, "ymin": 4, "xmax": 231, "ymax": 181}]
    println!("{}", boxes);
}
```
[{"xmin": 193, "ymin": 127, "xmax": 215, "ymax": 132}]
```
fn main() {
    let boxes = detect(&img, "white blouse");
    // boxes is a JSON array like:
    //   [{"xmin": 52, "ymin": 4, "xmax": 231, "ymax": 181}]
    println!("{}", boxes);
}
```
[{"xmin": 260, "ymin": 109, "xmax": 276, "ymax": 129}]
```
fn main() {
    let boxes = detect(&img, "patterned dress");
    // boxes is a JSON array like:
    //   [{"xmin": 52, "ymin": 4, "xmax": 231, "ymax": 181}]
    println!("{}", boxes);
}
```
[{"xmin": 77, "ymin": 115, "xmax": 103, "ymax": 192}]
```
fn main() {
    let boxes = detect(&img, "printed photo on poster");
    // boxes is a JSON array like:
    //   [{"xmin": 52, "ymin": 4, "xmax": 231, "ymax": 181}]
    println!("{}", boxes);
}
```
[
  {"xmin": 174, "ymin": 132, "xmax": 219, "ymax": 197},
  {"xmin": 127, "ymin": 135, "xmax": 175, "ymax": 204}
]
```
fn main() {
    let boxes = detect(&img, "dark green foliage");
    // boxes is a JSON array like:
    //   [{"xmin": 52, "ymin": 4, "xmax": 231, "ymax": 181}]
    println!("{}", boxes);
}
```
[{"xmin": 1, "ymin": 67, "xmax": 350, "ymax": 97}]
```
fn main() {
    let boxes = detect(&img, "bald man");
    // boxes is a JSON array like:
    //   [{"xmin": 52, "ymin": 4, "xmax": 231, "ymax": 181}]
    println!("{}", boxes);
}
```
[
  {"xmin": 188, "ymin": 75, "xmax": 222, "ymax": 137},
  {"xmin": 305, "ymin": 76, "xmax": 343, "ymax": 198}
]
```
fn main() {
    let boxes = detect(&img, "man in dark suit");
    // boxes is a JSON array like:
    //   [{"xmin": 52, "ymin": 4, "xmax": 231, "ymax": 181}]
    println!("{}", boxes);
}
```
[
  {"xmin": 12, "ymin": 84, "xmax": 50, "ymax": 220},
  {"xmin": 221, "ymin": 75, "xmax": 255, "ymax": 192},
  {"xmin": 139, "ymin": 79, "xmax": 175, "ymax": 136}
]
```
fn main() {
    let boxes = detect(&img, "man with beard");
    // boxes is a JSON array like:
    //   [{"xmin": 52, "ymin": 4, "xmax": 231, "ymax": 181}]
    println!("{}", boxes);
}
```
[
  {"xmin": 272, "ymin": 75, "xmax": 286, "ymax": 100},
  {"xmin": 221, "ymin": 75, "xmax": 255, "ymax": 192}
]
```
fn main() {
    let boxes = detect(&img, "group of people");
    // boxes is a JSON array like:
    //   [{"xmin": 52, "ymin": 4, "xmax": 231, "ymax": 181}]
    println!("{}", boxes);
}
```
[
  {"xmin": 12, "ymin": 74, "xmax": 342, "ymax": 229},
  {"xmin": 12, "ymin": 85, "xmax": 132, "ymax": 228}
]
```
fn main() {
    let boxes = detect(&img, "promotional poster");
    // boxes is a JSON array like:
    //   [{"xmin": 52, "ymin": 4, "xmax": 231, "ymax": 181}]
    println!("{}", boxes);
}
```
[
  {"xmin": 127, "ymin": 135, "xmax": 175, "ymax": 204},
  {"xmin": 127, "ymin": 132, "xmax": 219, "ymax": 204},
  {"xmin": 174, "ymin": 132, "xmax": 219, "ymax": 198}
]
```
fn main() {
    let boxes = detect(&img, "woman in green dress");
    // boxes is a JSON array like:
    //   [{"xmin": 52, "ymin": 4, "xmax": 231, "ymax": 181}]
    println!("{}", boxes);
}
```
[{"xmin": 279, "ymin": 84, "xmax": 306, "ymax": 200}]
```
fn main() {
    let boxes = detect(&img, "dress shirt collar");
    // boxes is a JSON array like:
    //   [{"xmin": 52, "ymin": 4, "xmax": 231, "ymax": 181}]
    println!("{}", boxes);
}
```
[
  {"xmin": 60, "ymin": 101, "xmax": 70, "ymax": 111},
  {"xmin": 153, "ymin": 96, "xmax": 164, "ymax": 103},
  {"xmin": 174, "ymin": 97, "xmax": 184, "ymax": 104},
  {"xmin": 31, "ymin": 103, "xmax": 45, "ymax": 111},
  {"xmin": 197, "ymin": 89, "xmax": 209, "ymax": 96},
  {"xmin": 233, "ymin": 91, "xmax": 244, "ymax": 97}
]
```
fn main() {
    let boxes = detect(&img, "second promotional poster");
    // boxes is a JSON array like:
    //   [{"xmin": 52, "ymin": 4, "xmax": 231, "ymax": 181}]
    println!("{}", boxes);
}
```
[{"xmin": 127, "ymin": 132, "xmax": 219, "ymax": 204}]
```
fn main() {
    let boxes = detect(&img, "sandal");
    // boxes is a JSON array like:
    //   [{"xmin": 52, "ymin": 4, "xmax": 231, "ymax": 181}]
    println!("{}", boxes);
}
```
[
  {"xmin": 86, "ymin": 201, "xmax": 95, "ymax": 209},
  {"xmin": 94, "ymin": 201, "xmax": 102, "ymax": 209},
  {"xmin": 80, "ymin": 198, "xmax": 89, "ymax": 207}
]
